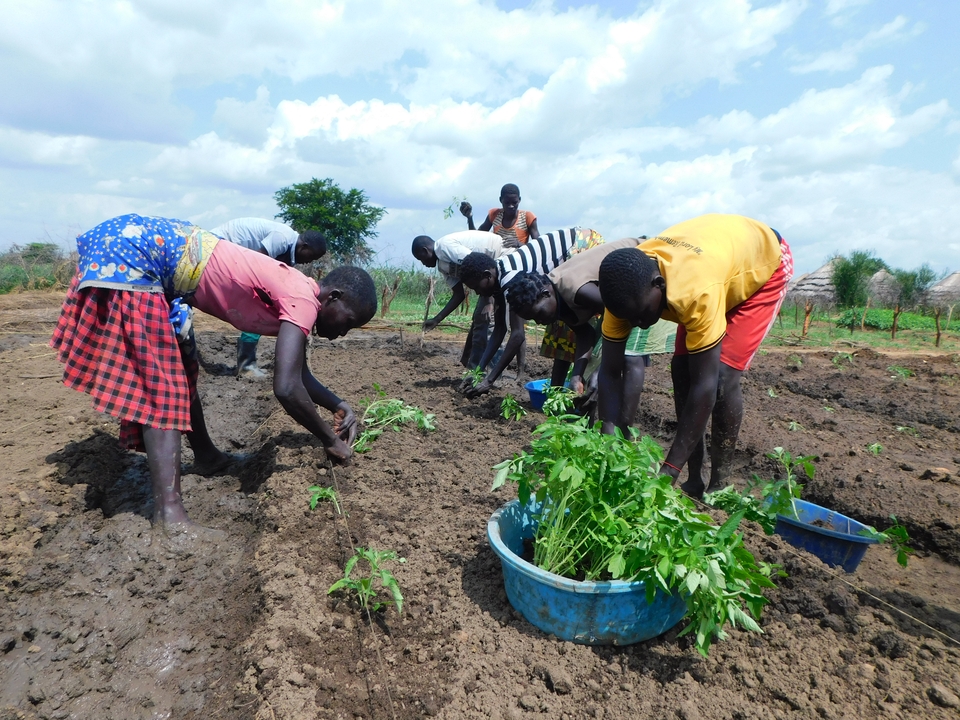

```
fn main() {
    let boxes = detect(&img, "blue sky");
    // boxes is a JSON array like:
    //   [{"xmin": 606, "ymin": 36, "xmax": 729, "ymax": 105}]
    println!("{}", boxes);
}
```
[{"xmin": 1, "ymin": 0, "xmax": 958, "ymax": 274}]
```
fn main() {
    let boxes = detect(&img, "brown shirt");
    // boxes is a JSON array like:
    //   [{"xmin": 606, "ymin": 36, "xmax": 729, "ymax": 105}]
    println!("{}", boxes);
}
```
[{"xmin": 547, "ymin": 237, "xmax": 640, "ymax": 326}]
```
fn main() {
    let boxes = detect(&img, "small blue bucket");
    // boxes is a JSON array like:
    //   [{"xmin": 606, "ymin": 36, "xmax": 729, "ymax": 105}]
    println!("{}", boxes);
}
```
[
  {"xmin": 524, "ymin": 379, "xmax": 551, "ymax": 410},
  {"xmin": 487, "ymin": 499, "xmax": 687, "ymax": 645},
  {"xmin": 775, "ymin": 499, "xmax": 879, "ymax": 573}
]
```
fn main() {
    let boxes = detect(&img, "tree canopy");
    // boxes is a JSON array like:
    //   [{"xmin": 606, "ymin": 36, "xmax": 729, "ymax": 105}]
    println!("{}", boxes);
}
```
[
  {"xmin": 274, "ymin": 178, "xmax": 386, "ymax": 265},
  {"xmin": 830, "ymin": 250, "xmax": 888, "ymax": 307}
]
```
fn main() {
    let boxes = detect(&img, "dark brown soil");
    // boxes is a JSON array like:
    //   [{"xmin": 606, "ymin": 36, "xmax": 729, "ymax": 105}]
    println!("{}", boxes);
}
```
[{"xmin": 2, "ymin": 292, "xmax": 960, "ymax": 720}]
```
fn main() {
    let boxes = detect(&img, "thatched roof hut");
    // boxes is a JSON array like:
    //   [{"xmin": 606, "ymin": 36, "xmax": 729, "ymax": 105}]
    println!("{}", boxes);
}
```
[
  {"xmin": 868, "ymin": 269, "xmax": 900, "ymax": 306},
  {"xmin": 925, "ymin": 272, "xmax": 960, "ymax": 307},
  {"xmin": 787, "ymin": 260, "xmax": 836, "ymax": 306}
]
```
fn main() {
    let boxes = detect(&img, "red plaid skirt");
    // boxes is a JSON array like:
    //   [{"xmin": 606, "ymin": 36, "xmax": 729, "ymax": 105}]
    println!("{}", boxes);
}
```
[{"xmin": 51, "ymin": 278, "xmax": 198, "ymax": 450}]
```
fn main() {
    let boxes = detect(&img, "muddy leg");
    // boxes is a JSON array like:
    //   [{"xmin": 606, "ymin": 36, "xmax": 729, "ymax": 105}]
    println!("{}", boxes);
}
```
[
  {"xmin": 185, "ymin": 394, "xmax": 231, "ymax": 474},
  {"xmin": 621, "ymin": 355, "xmax": 647, "ymax": 432},
  {"xmin": 707, "ymin": 362, "xmax": 744, "ymax": 493},
  {"xmin": 143, "ymin": 426, "xmax": 189, "ymax": 526},
  {"xmin": 672, "ymin": 355, "xmax": 706, "ymax": 495}
]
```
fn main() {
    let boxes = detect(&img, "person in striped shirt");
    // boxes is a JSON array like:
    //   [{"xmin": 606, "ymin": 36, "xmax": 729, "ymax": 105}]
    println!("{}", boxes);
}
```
[{"xmin": 459, "ymin": 227, "xmax": 603, "ymax": 398}]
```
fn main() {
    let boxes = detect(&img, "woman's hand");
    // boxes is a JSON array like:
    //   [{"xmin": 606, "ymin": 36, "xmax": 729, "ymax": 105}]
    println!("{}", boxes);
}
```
[
  {"xmin": 568, "ymin": 375, "xmax": 585, "ymax": 395},
  {"xmin": 332, "ymin": 402, "xmax": 358, "ymax": 444}
]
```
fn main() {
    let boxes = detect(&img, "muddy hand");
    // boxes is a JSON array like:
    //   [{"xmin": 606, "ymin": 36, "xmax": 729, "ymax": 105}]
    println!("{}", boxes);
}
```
[
  {"xmin": 465, "ymin": 379, "xmax": 493, "ymax": 399},
  {"xmin": 325, "ymin": 438, "xmax": 354, "ymax": 465}
]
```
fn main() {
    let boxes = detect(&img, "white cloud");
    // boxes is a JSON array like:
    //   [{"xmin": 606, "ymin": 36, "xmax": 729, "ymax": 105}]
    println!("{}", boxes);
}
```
[
  {"xmin": 0, "ymin": 128, "xmax": 97, "ymax": 168},
  {"xmin": 791, "ymin": 15, "xmax": 919, "ymax": 73}
]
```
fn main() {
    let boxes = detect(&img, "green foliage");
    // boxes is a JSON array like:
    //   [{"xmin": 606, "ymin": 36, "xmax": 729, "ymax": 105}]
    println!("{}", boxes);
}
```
[
  {"xmin": 308, "ymin": 485, "xmax": 341, "ymax": 514},
  {"xmin": 887, "ymin": 365, "xmax": 913, "ymax": 379},
  {"xmin": 328, "ymin": 547, "xmax": 405, "ymax": 614},
  {"xmin": 705, "ymin": 447, "xmax": 814, "ymax": 534},
  {"xmin": 866, "ymin": 442, "xmax": 883, "ymax": 456},
  {"xmin": 705, "ymin": 450, "xmax": 911, "ymax": 567},
  {"xmin": 835, "ymin": 308, "xmax": 960, "ymax": 332},
  {"xmin": 858, "ymin": 518, "xmax": 913, "ymax": 567},
  {"xmin": 493, "ymin": 417, "xmax": 778, "ymax": 656},
  {"xmin": 443, "ymin": 195, "xmax": 468, "ymax": 220},
  {"xmin": 542, "ymin": 385, "xmax": 576, "ymax": 417},
  {"xmin": 831, "ymin": 352, "xmax": 854, "ymax": 367},
  {"xmin": 500, "ymin": 395, "xmax": 527, "ymax": 421},
  {"xmin": 892, "ymin": 265, "xmax": 938, "ymax": 309},
  {"xmin": 831, "ymin": 251, "xmax": 888, "ymax": 307},
  {"xmin": 787, "ymin": 421, "xmax": 804, "ymax": 432},
  {"xmin": 766, "ymin": 388, "xmax": 779, "ymax": 398},
  {"xmin": 0, "ymin": 243, "xmax": 75, "ymax": 294},
  {"xmin": 274, "ymin": 177, "xmax": 386, "ymax": 265},
  {"xmin": 352, "ymin": 384, "xmax": 435, "ymax": 453},
  {"xmin": 462, "ymin": 367, "xmax": 484, "ymax": 388},
  {"xmin": 896, "ymin": 425, "xmax": 918, "ymax": 437}
]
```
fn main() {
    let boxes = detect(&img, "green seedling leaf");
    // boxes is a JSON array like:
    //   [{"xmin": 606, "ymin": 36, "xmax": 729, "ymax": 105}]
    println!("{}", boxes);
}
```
[
  {"xmin": 866, "ymin": 442, "xmax": 883, "ymax": 456},
  {"xmin": 500, "ymin": 395, "xmax": 527, "ymax": 421},
  {"xmin": 308, "ymin": 485, "xmax": 341, "ymax": 514},
  {"xmin": 766, "ymin": 388, "xmax": 779, "ymax": 398},
  {"xmin": 887, "ymin": 365, "xmax": 913, "ymax": 379},
  {"xmin": 462, "ymin": 367, "xmax": 484, "ymax": 387}
]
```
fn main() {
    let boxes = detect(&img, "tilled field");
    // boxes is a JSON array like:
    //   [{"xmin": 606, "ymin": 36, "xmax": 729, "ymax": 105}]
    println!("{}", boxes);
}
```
[{"xmin": 2, "ymin": 291, "xmax": 960, "ymax": 720}]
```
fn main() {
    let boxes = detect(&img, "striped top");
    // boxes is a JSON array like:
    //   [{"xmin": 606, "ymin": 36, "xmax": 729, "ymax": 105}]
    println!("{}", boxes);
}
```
[{"xmin": 497, "ymin": 227, "xmax": 588, "ymax": 289}]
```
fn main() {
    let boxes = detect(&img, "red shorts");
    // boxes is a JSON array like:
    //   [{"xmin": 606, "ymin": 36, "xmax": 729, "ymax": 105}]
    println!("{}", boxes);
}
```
[{"xmin": 675, "ymin": 239, "xmax": 793, "ymax": 372}]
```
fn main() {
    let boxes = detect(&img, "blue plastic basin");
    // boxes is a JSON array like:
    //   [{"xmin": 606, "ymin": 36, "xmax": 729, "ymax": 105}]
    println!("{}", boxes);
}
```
[
  {"xmin": 487, "ymin": 499, "xmax": 687, "ymax": 645},
  {"xmin": 524, "ymin": 379, "xmax": 551, "ymax": 410},
  {"xmin": 774, "ymin": 499, "xmax": 879, "ymax": 573}
]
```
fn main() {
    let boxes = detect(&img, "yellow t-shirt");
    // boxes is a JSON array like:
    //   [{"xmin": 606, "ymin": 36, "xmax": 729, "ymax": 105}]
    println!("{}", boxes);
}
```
[{"xmin": 601, "ymin": 214, "xmax": 782, "ymax": 353}]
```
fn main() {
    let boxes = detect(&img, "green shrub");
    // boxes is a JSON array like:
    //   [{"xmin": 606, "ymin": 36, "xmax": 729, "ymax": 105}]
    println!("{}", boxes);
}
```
[{"xmin": 835, "ymin": 308, "xmax": 960, "ymax": 332}]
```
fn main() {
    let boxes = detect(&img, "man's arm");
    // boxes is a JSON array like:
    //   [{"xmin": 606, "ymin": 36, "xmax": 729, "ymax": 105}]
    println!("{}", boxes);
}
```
[
  {"xmin": 475, "ymin": 293, "xmax": 507, "ymax": 371},
  {"xmin": 272, "ymin": 322, "xmax": 353, "ymax": 462},
  {"xmin": 467, "ymin": 305, "xmax": 526, "ymax": 397},
  {"xmin": 424, "ymin": 282, "xmax": 465, "ymax": 331},
  {"xmin": 660, "ymin": 344, "xmax": 722, "ymax": 478},
  {"xmin": 598, "ymin": 338, "xmax": 627, "ymax": 435},
  {"xmin": 527, "ymin": 215, "xmax": 540, "ymax": 240},
  {"xmin": 567, "ymin": 323, "xmax": 597, "ymax": 394}
]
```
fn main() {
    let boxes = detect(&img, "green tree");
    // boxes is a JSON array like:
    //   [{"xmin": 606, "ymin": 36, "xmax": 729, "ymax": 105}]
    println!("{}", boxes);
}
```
[
  {"xmin": 274, "ymin": 178, "xmax": 386, "ymax": 264},
  {"xmin": 831, "ymin": 250, "xmax": 888, "ymax": 307},
  {"xmin": 891, "ymin": 264, "xmax": 938, "ymax": 309}
]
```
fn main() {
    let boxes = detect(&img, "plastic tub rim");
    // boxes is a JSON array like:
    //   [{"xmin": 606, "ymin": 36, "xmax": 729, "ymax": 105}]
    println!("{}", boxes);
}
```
[{"xmin": 775, "ymin": 499, "xmax": 880, "ymax": 545}]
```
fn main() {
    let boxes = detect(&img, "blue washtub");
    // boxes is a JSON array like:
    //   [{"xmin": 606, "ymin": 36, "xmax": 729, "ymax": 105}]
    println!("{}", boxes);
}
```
[
  {"xmin": 487, "ymin": 499, "xmax": 687, "ymax": 645},
  {"xmin": 775, "ymin": 499, "xmax": 879, "ymax": 573},
  {"xmin": 524, "ymin": 379, "xmax": 551, "ymax": 410}
]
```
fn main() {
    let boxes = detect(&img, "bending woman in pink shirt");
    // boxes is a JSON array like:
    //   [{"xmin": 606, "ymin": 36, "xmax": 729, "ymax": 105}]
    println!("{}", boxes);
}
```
[{"xmin": 51, "ymin": 214, "xmax": 377, "ymax": 534}]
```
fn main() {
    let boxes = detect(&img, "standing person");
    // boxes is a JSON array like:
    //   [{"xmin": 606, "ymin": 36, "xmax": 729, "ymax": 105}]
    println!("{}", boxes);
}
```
[
  {"xmin": 411, "ymin": 230, "xmax": 515, "ymax": 369},
  {"xmin": 504, "ymin": 239, "xmax": 677, "ymax": 426},
  {"xmin": 459, "ymin": 183, "xmax": 540, "ymax": 247},
  {"xmin": 51, "ymin": 214, "xmax": 376, "ymax": 534},
  {"xmin": 597, "ymin": 214, "xmax": 793, "ymax": 498},
  {"xmin": 458, "ymin": 227, "xmax": 604, "ymax": 398},
  {"xmin": 210, "ymin": 217, "xmax": 328, "ymax": 378}
]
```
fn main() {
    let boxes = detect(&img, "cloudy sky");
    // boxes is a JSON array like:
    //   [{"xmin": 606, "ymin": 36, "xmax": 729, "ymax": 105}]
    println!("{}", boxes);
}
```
[{"xmin": 1, "ymin": 0, "xmax": 958, "ymax": 273}]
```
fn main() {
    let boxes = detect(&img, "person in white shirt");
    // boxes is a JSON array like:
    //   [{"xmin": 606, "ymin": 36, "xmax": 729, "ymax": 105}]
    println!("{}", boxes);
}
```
[
  {"xmin": 411, "ymin": 230, "xmax": 516, "ymax": 369},
  {"xmin": 211, "ymin": 218, "xmax": 327, "ymax": 377}
]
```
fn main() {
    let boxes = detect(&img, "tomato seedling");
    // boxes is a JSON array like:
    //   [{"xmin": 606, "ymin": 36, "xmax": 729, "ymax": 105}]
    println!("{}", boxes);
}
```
[
  {"xmin": 328, "ymin": 547, "xmax": 405, "ymax": 615},
  {"xmin": 500, "ymin": 395, "xmax": 527, "ymax": 421},
  {"xmin": 308, "ymin": 485, "xmax": 341, "ymax": 514}
]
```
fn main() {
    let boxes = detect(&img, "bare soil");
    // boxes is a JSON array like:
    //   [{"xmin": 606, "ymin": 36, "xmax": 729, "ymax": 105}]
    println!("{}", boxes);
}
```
[{"xmin": 2, "ymin": 291, "xmax": 960, "ymax": 720}]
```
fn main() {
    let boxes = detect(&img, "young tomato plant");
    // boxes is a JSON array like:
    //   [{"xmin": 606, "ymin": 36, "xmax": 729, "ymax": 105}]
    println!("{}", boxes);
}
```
[
  {"xmin": 704, "ymin": 449, "xmax": 912, "ymax": 567},
  {"xmin": 500, "ymin": 395, "xmax": 527, "ymax": 421},
  {"xmin": 328, "ymin": 547, "xmax": 405, "ymax": 615},
  {"xmin": 462, "ymin": 366, "xmax": 484, "ymax": 388},
  {"xmin": 866, "ymin": 442, "xmax": 883, "ymax": 456},
  {"xmin": 352, "ymin": 391, "xmax": 436, "ymax": 454},
  {"xmin": 541, "ymin": 385, "xmax": 576, "ymax": 417},
  {"xmin": 493, "ymin": 417, "xmax": 778, "ymax": 657},
  {"xmin": 308, "ymin": 485, "xmax": 341, "ymax": 514}
]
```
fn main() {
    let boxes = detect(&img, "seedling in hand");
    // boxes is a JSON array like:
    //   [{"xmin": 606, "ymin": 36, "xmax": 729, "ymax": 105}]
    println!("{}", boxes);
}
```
[
  {"xmin": 462, "ymin": 366, "xmax": 484, "ymax": 388},
  {"xmin": 500, "ymin": 395, "xmax": 527, "ymax": 421},
  {"xmin": 328, "ymin": 547, "xmax": 405, "ymax": 615},
  {"xmin": 542, "ymin": 385, "xmax": 576, "ymax": 417}
]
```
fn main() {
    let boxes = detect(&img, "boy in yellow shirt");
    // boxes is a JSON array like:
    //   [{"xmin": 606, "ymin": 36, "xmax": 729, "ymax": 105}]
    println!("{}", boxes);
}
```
[{"xmin": 598, "ymin": 214, "xmax": 793, "ymax": 498}]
